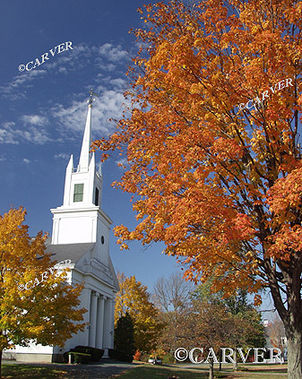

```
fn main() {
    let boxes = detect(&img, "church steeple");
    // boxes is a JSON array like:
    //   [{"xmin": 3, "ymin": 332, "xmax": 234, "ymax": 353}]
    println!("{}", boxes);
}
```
[
  {"xmin": 58, "ymin": 91, "xmax": 103, "ymax": 208},
  {"xmin": 50, "ymin": 91, "xmax": 112, "ymax": 267}
]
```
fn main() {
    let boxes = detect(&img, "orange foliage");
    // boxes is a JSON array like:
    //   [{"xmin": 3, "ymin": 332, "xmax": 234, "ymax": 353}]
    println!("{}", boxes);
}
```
[
  {"xmin": 93, "ymin": 1, "xmax": 302, "ymax": 300},
  {"xmin": 133, "ymin": 350, "xmax": 142, "ymax": 361}
]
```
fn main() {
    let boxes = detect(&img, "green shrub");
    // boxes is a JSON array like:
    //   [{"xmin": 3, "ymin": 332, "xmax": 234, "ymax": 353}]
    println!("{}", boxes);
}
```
[{"xmin": 63, "ymin": 345, "xmax": 104, "ymax": 363}]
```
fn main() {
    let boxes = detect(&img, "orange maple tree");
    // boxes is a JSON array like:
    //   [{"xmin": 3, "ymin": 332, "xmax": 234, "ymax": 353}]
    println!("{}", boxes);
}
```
[{"xmin": 93, "ymin": 1, "xmax": 302, "ymax": 377}]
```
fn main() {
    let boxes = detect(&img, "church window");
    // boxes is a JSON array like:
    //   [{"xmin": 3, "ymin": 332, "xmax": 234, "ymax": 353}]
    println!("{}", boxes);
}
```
[
  {"xmin": 73, "ymin": 183, "xmax": 84, "ymax": 202},
  {"xmin": 95, "ymin": 187, "xmax": 99, "ymax": 206}
]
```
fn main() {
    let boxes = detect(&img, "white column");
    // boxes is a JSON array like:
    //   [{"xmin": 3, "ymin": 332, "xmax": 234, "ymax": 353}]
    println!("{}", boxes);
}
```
[
  {"xmin": 103, "ymin": 298, "xmax": 114, "ymax": 349},
  {"xmin": 103, "ymin": 297, "xmax": 111, "ymax": 350},
  {"xmin": 96, "ymin": 294, "xmax": 104, "ymax": 349},
  {"xmin": 110, "ymin": 298, "xmax": 115, "ymax": 349},
  {"xmin": 80, "ymin": 287, "xmax": 91, "ymax": 346},
  {"xmin": 89, "ymin": 291, "xmax": 98, "ymax": 347}
]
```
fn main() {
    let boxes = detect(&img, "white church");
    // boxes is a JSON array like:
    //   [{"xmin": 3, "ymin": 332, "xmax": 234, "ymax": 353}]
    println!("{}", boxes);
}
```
[{"xmin": 4, "ymin": 94, "xmax": 119, "ymax": 362}]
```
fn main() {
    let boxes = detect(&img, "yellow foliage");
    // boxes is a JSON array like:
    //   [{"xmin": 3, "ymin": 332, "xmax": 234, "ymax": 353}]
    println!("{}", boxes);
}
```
[
  {"xmin": 115, "ymin": 273, "xmax": 164, "ymax": 352},
  {"xmin": 0, "ymin": 208, "xmax": 86, "ymax": 351}
]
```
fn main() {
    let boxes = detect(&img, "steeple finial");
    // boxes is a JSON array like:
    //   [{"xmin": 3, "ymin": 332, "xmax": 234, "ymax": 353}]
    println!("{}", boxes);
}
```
[{"xmin": 87, "ymin": 89, "xmax": 98, "ymax": 106}]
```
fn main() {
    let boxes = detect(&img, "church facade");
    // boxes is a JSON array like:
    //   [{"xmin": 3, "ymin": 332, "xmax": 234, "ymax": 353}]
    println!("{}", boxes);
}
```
[{"xmin": 4, "ymin": 96, "xmax": 119, "ymax": 362}]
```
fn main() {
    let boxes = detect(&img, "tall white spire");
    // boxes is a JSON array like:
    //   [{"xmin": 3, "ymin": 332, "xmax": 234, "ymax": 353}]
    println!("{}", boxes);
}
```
[{"xmin": 78, "ymin": 99, "xmax": 92, "ymax": 172}]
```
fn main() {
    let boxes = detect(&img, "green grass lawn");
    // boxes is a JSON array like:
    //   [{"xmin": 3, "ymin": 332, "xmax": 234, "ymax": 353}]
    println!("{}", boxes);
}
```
[
  {"xmin": 116, "ymin": 363, "xmax": 288, "ymax": 379},
  {"xmin": 1, "ymin": 362, "xmax": 288, "ymax": 379},
  {"xmin": 2, "ymin": 363, "xmax": 68, "ymax": 378},
  {"xmin": 115, "ymin": 365, "xmax": 209, "ymax": 379}
]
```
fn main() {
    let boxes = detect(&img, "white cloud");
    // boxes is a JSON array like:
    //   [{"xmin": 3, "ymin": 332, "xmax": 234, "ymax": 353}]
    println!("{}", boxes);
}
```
[
  {"xmin": 1, "ymin": 42, "xmax": 133, "ymax": 144},
  {"xmin": 0, "ymin": 125, "xmax": 19, "ymax": 144},
  {"xmin": 22, "ymin": 126, "xmax": 50, "ymax": 144},
  {"xmin": 54, "ymin": 153, "xmax": 70, "ymax": 159},
  {"xmin": 57, "ymin": 66, "xmax": 68, "ymax": 74},
  {"xmin": 98, "ymin": 43, "xmax": 129, "ymax": 62},
  {"xmin": 23, "ymin": 158, "xmax": 30, "ymax": 164},
  {"xmin": 52, "ymin": 87, "xmax": 129, "ymax": 138},
  {"xmin": 21, "ymin": 114, "xmax": 47, "ymax": 126},
  {"xmin": 2, "ymin": 121, "xmax": 15, "ymax": 129},
  {"xmin": 0, "ymin": 156, "xmax": 6, "ymax": 162},
  {"xmin": 109, "ymin": 78, "xmax": 127, "ymax": 89},
  {"xmin": 1, "ymin": 42, "xmax": 130, "ymax": 101},
  {"xmin": 0, "ymin": 121, "xmax": 50, "ymax": 145},
  {"xmin": 40, "ymin": 42, "xmax": 129, "ymax": 76},
  {"xmin": 51, "ymin": 42, "xmax": 130, "ymax": 74},
  {"xmin": 0, "ymin": 69, "xmax": 47, "ymax": 99}
]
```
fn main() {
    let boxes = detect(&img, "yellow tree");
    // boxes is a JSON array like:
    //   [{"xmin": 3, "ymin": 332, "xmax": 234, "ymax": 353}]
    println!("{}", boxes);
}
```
[
  {"xmin": 115, "ymin": 273, "xmax": 163, "ymax": 353},
  {"xmin": 0, "ymin": 208, "xmax": 85, "ymax": 375},
  {"xmin": 93, "ymin": 1, "xmax": 302, "ymax": 377}
]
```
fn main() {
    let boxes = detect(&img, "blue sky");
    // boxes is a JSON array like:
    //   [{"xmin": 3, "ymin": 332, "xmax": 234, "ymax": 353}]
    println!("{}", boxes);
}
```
[{"xmin": 0, "ymin": 0, "xmax": 180, "ymax": 291}]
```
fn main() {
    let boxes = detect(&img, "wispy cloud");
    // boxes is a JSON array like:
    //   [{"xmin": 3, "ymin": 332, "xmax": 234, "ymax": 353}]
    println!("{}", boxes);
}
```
[
  {"xmin": 0, "ymin": 122, "xmax": 19, "ymax": 144},
  {"xmin": 0, "ymin": 121, "xmax": 50, "ymax": 145},
  {"xmin": 2, "ymin": 121, "xmax": 15, "ymax": 129},
  {"xmin": 54, "ymin": 153, "xmax": 70, "ymax": 159},
  {"xmin": 1, "ymin": 42, "xmax": 133, "ymax": 144},
  {"xmin": 38, "ymin": 42, "xmax": 129, "ymax": 76},
  {"xmin": 0, "ymin": 70, "xmax": 47, "ymax": 99},
  {"xmin": 1, "ymin": 42, "xmax": 129, "ymax": 100},
  {"xmin": 52, "ymin": 87, "xmax": 129, "ymax": 138},
  {"xmin": 22, "ymin": 126, "xmax": 51, "ymax": 144},
  {"xmin": 21, "ymin": 114, "xmax": 47, "ymax": 126},
  {"xmin": 98, "ymin": 43, "xmax": 129, "ymax": 62},
  {"xmin": 23, "ymin": 158, "xmax": 31, "ymax": 164}
]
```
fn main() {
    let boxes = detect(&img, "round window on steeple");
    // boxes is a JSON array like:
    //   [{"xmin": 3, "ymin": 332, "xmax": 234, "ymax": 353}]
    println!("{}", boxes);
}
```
[{"xmin": 101, "ymin": 236, "xmax": 104, "ymax": 244}]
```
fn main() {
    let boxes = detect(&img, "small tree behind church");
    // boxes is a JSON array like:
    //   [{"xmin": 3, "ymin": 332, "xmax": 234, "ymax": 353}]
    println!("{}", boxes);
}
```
[
  {"xmin": 0, "ymin": 207, "xmax": 86, "ymax": 376},
  {"xmin": 114, "ymin": 312, "xmax": 136, "ymax": 362},
  {"xmin": 115, "ymin": 273, "xmax": 164, "ymax": 354}
]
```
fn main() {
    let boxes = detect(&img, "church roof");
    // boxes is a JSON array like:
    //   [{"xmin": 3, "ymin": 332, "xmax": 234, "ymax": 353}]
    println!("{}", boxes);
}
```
[
  {"xmin": 46, "ymin": 242, "xmax": 119, "ymax": 292},
  {"xmin": 46, "ymin": 242, "xmax": 95, "ymax": 263}
]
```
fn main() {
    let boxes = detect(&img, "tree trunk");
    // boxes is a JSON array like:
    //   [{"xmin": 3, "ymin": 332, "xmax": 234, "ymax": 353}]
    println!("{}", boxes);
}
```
[
  {"xmin": 218, "ymin": 350, "xmax": 222, "ymax": 371},
  {"xmin": 208, "ymin": 358, "xmax": 214, "ymax": 379},
  {"xmin": 267, "ymin": 260, "xmax": 302, "ymax": 379},
  {"xmin": 233, "ymin": 352, "xmax": 238, "ymax": 371},
  {"xmin": 0, "ymin": 349, "xmax": 2, "ymax": 379},
  {"xmin": 233, "ymin": 360, "xmax": 238, "ymax": 371},
  {"xmin": 286, "ymin": 329, "xmax": 302, "ymax": 379}
]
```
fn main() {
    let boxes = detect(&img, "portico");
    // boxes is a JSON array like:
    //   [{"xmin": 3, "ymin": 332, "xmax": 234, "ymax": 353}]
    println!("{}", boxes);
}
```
[{"xmin": 87, "ymin": 291, "xmax": 114, "ymax": 351}]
